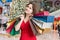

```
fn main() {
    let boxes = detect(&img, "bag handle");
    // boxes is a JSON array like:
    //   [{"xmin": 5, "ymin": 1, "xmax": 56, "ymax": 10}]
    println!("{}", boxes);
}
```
[{"xmin": 29, "ymin": 20, "xmax": 38, "ymax": 35}]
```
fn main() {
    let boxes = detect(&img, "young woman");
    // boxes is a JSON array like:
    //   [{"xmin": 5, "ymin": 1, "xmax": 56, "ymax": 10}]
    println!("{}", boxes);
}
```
[{"xmin": 15, "ymin": 2, "xmax": 37, "ymax": 40}]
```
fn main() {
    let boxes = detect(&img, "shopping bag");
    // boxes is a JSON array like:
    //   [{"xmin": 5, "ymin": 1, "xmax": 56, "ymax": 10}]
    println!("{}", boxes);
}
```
[
  {"xmin": 31, "ymin": 18, "xmax": 43, "ymax": 28},
  {"xmin": 30, "ymin": 19, "xmax": 44, "ymax": 34},
  {"xmin": 6, "ymin": 20, "xmax": 16, "ymax": 33},
  {"xmin": 33, "ymin": 16, "xmax": 54, "ymax": 22},
  {"xmin": 34, "ymin": 11, "xmax": 49, "ymax": 16},
  {"xmin": 10, "ymin": 19, "xmax": 20, "ymax": 36},
  {"xmin": 29, "ymin": 20, "xmax": 38, "ymax": 35}
]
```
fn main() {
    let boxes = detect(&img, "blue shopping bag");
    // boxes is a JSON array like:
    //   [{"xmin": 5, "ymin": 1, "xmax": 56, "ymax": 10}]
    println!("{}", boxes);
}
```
[{"xmin": 33, "ymin": 16, "xmax": 54, "ymax": 22}]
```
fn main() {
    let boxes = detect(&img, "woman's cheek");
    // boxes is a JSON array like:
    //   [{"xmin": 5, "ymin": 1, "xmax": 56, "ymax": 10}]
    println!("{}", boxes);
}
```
[{"xmin": 29, "ymin": 9, "xmax": 33, "ymax": 13}]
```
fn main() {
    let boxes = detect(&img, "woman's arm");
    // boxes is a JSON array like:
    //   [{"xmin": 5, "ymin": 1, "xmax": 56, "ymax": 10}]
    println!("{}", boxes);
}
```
[
  {"xmin": 15, "ymin": 19, "xmax": 23, "ymax": 31},
  {"xmin": 15, "ymin": 14, "xmax": 24, "ymax": 31}
]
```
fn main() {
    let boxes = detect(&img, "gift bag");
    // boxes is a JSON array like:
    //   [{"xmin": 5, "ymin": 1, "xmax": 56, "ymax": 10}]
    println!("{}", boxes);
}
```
[
  {"xmin": 30, "ymin": 19, "xmax": 44, "ymax": 35},
  {"xmin": 34, "ymin": 11, "xmax": 49, "ymax": 16},
  {"xmin": 33, "ymin": 16, "xmax": 54, "ymax": 22},
  {"xmin": 6, "ymin": 18, "xmax": 20, "ymax": 36},
  {"xmin": 6, "ymin": 20, "xmax": 16, "ymax": 33},
  {"xmin": 30, "ymin": 19, "xmax": 44, "ymax": 34},
  {"xmin": 32, "ymin": 18, "xmax": 43, "ymax": 28},
  {"xmin": 10, "ymin": 19, "xmax": 20, "ymax": 36},
  {"xmin": 29, "ymin": 20, "xmax": 38, "ymax": 35}
]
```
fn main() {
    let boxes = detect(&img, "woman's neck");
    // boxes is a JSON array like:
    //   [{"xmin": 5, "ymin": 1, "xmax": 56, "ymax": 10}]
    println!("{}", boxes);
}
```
[
  {"xmin": 24, "ymin": 14, "xmax": 30, "ymax": 20},
  {"xmin": 25, "ymin": 16, "xmax": 30, "ymax": 20},
  {"xmin": 25, "ymin": 14, "xmax": 30, "ymax": 18}
]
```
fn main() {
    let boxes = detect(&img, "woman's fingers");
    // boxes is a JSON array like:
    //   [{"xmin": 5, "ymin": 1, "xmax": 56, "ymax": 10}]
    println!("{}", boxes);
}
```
[{"xmin": 19, "ymin": 14, "xmax": 24, "ymax": 19}]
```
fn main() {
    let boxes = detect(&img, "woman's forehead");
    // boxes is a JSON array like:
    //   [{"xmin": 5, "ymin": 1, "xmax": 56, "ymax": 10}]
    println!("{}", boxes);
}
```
[{"xmin": 29, "ymin": 4, "xmax": 32, "ymax": 7}]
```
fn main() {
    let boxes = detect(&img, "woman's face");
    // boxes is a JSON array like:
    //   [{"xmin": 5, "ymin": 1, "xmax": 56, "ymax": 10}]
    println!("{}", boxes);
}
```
[{"xmin": 25, "ymin": 4, "xmax": 33, "ymax": 15}]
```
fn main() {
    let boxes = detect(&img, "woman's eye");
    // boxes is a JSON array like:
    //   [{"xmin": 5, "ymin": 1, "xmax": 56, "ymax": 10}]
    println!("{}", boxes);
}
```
[
  {"xmin": 29, "ymin": 7, "xmax": 32, "ymax": 9},
  {"xmin": 29, "ymin": 8, "xmax": 31, "ymax": 9}
]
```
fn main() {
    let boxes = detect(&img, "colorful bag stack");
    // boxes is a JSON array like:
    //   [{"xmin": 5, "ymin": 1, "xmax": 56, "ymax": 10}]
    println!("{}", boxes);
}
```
[
  {"xmin": 31, "ymin": 11, "xmax": 54, "ymax": 34},
  {"xmin": 6, "ymin": 18, "xmax": 20, "ymax": 36}
]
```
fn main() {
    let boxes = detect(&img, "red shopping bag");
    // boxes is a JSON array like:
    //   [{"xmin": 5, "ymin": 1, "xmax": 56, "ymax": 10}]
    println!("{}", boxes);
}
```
[
  {"xmin": 6, "ymin": 20, "xmax": 16, "ymax": 33},
  {"xmin": 34, "ymin": 11, "xmax": 49, "ymax": 16}
]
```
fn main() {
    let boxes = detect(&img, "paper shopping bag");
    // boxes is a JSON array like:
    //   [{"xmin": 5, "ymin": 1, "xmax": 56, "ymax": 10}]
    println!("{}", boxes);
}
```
[
  {"xmin": 31, "ymin": 19, "xmax": 44, "ymax": 34},
  {"xmin": 31, "ymin": 18, "xmax": 43, "ymax": 28},
  {"xmin": 29, "ymin": 20, "xmax": 38, "ymax": 35},
  {"xmin": 10, "ymin": 19, "xmax": 20, "ymax": 36},
  {"xmin": 6, "ymin": 20, "xmax": 16, "ymax": 33}
]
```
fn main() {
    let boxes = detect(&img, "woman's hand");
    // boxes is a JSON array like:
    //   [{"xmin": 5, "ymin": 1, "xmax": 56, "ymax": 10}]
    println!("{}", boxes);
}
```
[
  {"xmin": 19, "ymin": 14, "xmax": 24, "ymax": 20},
  {"xmin": 15, "ymin": 14, "xmax": 24, "ymax": 31}
]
